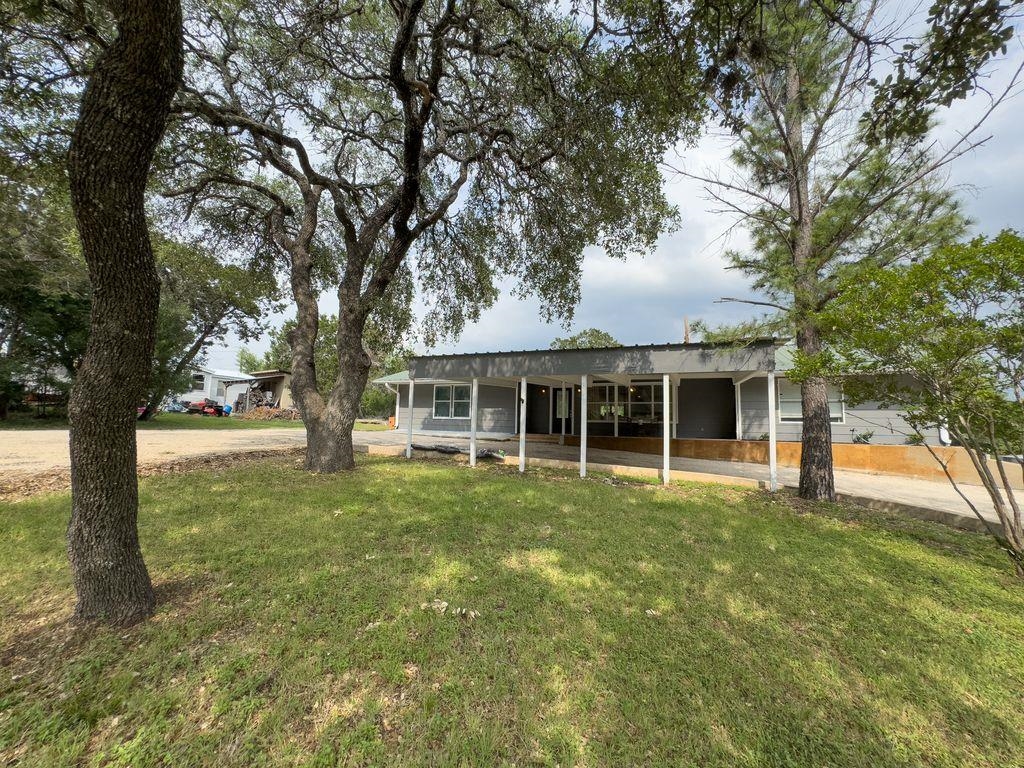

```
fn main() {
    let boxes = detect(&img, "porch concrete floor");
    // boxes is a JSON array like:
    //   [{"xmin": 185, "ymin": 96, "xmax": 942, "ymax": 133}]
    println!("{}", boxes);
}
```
[{"xmin": 354, "ymin": 429, "xmax": 1000, "ymax": 532}]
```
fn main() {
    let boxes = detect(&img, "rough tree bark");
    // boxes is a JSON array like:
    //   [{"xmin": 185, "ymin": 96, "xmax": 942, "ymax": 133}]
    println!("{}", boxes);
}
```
[
  {"xmin": 784, "ymin": 55, "xmax": 836, "ymax": 502},
  {"xmin": 796, "ymin": 324, "xmax": 836, "ymax": 500},
  {"xmin": 65, "ymin": 0, "xmax": 183, "ymax": 625}
]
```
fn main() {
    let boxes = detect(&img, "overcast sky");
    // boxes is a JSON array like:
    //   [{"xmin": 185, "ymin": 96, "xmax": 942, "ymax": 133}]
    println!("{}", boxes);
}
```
[{"xmin": 205, "ymin": 45, "xmax": 1024, "ymax": 373}]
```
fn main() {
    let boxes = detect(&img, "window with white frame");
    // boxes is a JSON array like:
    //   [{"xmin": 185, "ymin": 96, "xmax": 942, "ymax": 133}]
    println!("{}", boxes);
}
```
[
  {"xmin": 191, "ymin": 373, "xmax": 206, "ymax": 390},
  {"xmin": 777, "ymin": 378, "xmax": 844, "ymax": 423},
  {"xmin": 433, "ymin": 384, "xmax": 471, "ymax": 419}
]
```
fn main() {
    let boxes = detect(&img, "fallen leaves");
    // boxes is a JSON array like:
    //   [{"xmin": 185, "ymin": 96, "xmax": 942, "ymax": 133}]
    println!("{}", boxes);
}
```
[{"xmin": 420, "ymin": 599, "xmax": 480, "ymax": 620}]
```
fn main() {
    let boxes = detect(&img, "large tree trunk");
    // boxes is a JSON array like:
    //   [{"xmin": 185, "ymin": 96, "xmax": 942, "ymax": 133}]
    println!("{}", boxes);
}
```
[
  {"xmin": 65, "ymin": 1, "xmax": 183, "ymax": 625},
  {"xmin": 796, "ymin": 323, "xmax": 836, "ymax": 501},
  {"xmin": 291, "ymin": 302, "xmax": 371, "ymax": 473},
  {"xmin": 784, "ymin": 54, "xmax": 836, "ymax": 502}
]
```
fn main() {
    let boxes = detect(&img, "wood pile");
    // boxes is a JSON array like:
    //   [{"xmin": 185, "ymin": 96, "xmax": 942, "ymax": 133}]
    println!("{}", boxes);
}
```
[{"xmin": 237, "ymin": 406, "xmax": 302, "ymax": 421}]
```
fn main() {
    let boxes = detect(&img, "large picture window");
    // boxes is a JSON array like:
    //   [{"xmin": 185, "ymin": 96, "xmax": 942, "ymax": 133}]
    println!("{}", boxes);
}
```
[
  {"xmin": 585, "ymin": 381, "xmax": 664, "ymax": 423},
  {"xmin": 777, "ymin": 378, "xmax": 844, "ymax": 423},
  {"xmin": 586, "ymin": 384, "xmax": 624, "ymax": 421},
  {"xmin": 433, "ymin": 384, "xmax": 471, "ymax": 419}
]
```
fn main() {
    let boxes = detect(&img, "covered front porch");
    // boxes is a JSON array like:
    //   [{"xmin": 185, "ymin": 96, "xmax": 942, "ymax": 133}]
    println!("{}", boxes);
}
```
[{"xmin": 387, "ymin": 341, "xmax": 785, "ymax": 489}]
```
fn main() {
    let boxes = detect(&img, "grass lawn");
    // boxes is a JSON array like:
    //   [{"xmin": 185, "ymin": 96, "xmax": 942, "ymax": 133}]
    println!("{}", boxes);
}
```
[
  {"xmin": 2, "ymin": 458, "xmax": 1023, "ymax": 766},
  {"xmin": 0, "ymin": 412, "xmax": 389, "ymax": 430}
]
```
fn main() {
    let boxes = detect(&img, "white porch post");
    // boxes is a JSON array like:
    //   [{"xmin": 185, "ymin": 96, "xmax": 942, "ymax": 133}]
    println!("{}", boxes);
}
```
[
  {"xmin": 662, "ymin": 374, "xmax": 671, "ymax": 485},
  {"xmin": 519, "ymin": 377, "xmax": 527, "ymax": 473},
  {"xmin": 671, "ymin": 378, "xmax": 679, "ymax": 439},
  {"xmin": 469, "ymin": 378, "xmax": 479, "ymax": 467},
  {"xmin": 734, "ymin": 382, "xmax": 742, "ymax": 440},
  {"xmin": 767, "ymin": 372, "xmax": 778, "ymax": 491},
  {"xmin": 580, "ymin": 375, "xmax": 588, "ymax": 478},
  {"xmin": 613, "ymin": 383, "xmax": 619, "ymax": 437},
  {"xmin": 559, "ymin": 386, "xmax": 566, "ymax": 445},
  {"xmin": 405, "ymin": 380, "xmax": 415, "ymax": 459},
  {"xmin": 393, "ymin": 384, "xmax": 400, "ymax": 430}
]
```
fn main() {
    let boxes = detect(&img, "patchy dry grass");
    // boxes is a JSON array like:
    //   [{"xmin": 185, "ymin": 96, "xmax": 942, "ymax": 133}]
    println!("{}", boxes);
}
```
[{"xmin": 2, "ymin": 456, "xmax": 1023, "ymax": 767}]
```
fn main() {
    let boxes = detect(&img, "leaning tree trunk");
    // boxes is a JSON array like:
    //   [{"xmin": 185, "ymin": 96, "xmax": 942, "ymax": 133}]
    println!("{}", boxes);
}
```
[
  {"xmin": 796, "ymin": 322, "xmax": 836, "ymax": 501},
  {"xmin": 65, "ymin": 0, "xmax": 183, "ymax": 625}
]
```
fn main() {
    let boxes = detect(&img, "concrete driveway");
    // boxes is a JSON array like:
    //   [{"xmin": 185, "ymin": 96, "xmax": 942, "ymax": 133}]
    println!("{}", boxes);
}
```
[{"xmin": 0, "ymin": 427, "xmax": 309, "ymax": 474}]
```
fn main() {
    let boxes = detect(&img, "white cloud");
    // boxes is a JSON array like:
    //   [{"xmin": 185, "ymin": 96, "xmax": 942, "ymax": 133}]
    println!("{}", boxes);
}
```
[{"xmin": 211, "ymin": 45, "xmax": 1024, "ymax": 363}]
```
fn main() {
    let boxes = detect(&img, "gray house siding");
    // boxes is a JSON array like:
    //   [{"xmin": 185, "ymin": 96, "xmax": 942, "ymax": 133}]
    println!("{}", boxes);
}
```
[
  {"xmin": 738, "ymin": 377, "xmax": 938, "ymax": 445},
  {"xmin": 397, "ymin": 382, "xmax": 516, "ymax": 435}
]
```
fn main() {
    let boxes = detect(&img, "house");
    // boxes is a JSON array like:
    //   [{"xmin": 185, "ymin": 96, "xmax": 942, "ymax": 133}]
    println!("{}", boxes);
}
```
[
  {"xmin": 375, "ymin": 339, "xmax": 943, "ymax": 488},
  {"xmin": 175, "ymin": 367, "xmax": 251, "ymax": 406}
]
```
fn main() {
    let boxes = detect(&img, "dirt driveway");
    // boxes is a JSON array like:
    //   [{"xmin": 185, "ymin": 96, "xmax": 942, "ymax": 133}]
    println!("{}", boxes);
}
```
[{"xmin": 0, "ymin": 428, "xmax": 309, "ymax": 474}]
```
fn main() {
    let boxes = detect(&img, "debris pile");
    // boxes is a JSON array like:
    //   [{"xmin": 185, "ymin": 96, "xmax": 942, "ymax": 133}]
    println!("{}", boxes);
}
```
[{"xmin": 237, "ymin": 406, "xmax": 302, "ymax": 421}]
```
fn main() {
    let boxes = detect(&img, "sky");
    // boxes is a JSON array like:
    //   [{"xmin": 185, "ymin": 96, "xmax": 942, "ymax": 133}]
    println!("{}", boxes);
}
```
[{"xmin": 204, "ymin": 44, "xmax": 1024, "ymax": 373}]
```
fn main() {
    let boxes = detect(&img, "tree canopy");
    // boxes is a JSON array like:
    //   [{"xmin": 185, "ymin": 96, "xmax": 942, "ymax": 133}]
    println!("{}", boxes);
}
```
[
  {"xmin": 813, "ymin": 230, "xmax": 1024, "ymax": 575},
  {"xmin": 550, "ymin": 328, "xmax": 621, "ymax": 350},
  {"xmin": 163, "ymin": 0, "xmax": 699, "ymax": 470}
]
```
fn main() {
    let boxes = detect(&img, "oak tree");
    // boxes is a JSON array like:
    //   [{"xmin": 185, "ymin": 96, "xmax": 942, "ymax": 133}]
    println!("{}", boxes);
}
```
[{"xmin": 167, "ymin": 0, "xmax": 692, "ymax": 471}]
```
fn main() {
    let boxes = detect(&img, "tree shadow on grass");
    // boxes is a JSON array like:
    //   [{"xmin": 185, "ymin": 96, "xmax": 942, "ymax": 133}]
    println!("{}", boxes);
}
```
[{"xmin": 3, "ymin": 456, "xmax": 1024, "ymax": 766}]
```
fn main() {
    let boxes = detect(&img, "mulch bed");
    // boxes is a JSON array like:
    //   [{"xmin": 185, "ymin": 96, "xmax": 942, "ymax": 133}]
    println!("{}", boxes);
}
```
[{"xmin": 0, "ymin": 447, "xmax": 306, "ymax": 502}]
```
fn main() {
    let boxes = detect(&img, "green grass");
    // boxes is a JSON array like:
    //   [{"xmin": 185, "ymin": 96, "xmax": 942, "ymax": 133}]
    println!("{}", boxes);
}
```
[
  {"xmin": 0, "ymin": 412, "xmax": 389, "ymax": 430},
  {"xmin": 2, "ymin": 458, "xmax": 1023, "ymax": 767}
]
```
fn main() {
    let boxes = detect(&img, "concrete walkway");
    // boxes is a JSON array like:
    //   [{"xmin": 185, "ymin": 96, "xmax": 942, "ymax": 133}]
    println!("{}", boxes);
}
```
[{"xmin": 354, "ymin": 430, "xmax": 1000, "ymax": 533}]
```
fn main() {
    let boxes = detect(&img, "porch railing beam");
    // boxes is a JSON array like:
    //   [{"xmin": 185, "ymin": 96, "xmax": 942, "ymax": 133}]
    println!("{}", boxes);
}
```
[
  {"xmin": 580, "ymin": 374, "xmax": 588, "ymax": 478},
  {"xmin": 406, "ymin": 380, "xmax": 415, "ymax": 459},
  {"xmin": 470, "ymin": 377, "xmax": 479, "ymax": 467},
  {"xmin": 518, "ymin": 376, "xmax": 527, "ymax": 473}
]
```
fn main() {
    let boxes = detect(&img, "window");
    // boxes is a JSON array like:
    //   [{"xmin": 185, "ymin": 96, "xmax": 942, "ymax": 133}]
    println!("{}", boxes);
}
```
[
  {"xmin": 433, "ymin": 384, "xmax": 471, "ymax": 419},
  {"xmin": 625, "ymin": 383, "xmax": 663, "ymax": 423},
  {"xmin": 582, "ymin": 381, "xmax": 665, "ymax": 423},
  {"xmin": 555, "ymin": 389, "xmax": 570, "ymax": 419},
  {"xmin": 216, "ymin": 382, "xmax": 226, "ymax": 399},
  {"xmin": 586, "ymin": 384, "xmax": 624, "ymax": 421},
  {"xmin": 778, "ymin": 378, "xmax": 844, "ymax": 423},
  {"xmin": 191, "ymin": 373, "xmax": 206, "ymax": 390}
]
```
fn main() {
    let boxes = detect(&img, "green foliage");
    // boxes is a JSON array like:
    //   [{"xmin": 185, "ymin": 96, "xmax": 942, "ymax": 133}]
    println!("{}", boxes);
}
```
[
  {"xmin": 818, "ymin": 231, "xmax": 1024, "ymax": 453},
  {"xmin": 818, "ymin": 231, "xmax": 1024, "ymax": 568},
  {"xmin": 167, "ymin": 0, "xmax": 698, "ymax": 349},
  {"xmin": 550, "ymin": 328, "xmax": 621, "ymax": 350},
  {"xmin": 241, "ymin": 314, "xmax": 409, "ymax": 417},
  {"xmin": 0, "ymin": 175, "xmax": 89, "ymax": 410},
  {"xmin": 868, "ymin": 0, "xmax": 1017, "ymax": 140},
  {"xmin": 143, "ymin": 234, "xmax": 282, "ymax": 410},
  {"xmin": 236, "ymin": 348, "xmax": 261, "ymax": 374}
]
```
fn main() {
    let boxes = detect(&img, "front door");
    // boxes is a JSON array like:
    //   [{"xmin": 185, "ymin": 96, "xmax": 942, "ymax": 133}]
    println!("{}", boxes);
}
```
[{"xmin": 551, "ymin": 386, "xmax": 573, "ymax": 435}]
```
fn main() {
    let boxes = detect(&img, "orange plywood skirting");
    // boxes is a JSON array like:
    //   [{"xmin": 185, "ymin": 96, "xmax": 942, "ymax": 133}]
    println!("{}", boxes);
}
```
[{"xmin": 561, "ymin": 434, "xmax": 1020, "ymax": 489}]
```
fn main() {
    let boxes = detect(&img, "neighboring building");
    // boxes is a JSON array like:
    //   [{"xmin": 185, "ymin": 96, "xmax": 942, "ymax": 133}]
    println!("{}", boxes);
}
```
[
  {"xmin": 174, "ymin": 367, "xmax": 251, "ymax": 407},
  {"xmin": 221, "ymin": 369, "xmax": 294, "ymax": 412},
  {"xmin": 174, "ymin": 367, "xmax": 294, "ymax": 411},
  {"xmin": 376, "ymin": 340, "xmax": 935, "ymax": 446}
]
